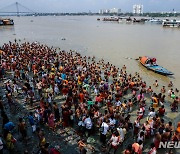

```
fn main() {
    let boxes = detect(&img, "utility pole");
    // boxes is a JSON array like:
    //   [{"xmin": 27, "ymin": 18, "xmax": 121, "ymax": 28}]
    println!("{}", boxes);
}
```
[{"xmin": 15, "ymin": 2, "xmax": 20, "ymax": 17}]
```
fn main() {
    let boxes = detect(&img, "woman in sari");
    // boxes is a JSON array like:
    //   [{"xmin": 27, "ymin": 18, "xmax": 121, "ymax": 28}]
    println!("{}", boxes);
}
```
[{"xmin": 48, "ymin": 112, "xmax": 55, "ymax": 131}]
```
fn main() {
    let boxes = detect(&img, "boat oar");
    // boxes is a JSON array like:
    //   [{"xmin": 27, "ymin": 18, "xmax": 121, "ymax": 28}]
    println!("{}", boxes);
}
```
[{"xmin": 124, "ymin": 57, "xmax": 140, "ymax": 60}]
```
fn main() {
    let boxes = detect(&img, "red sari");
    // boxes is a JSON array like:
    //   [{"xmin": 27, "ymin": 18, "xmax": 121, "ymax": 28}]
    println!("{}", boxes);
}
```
[{"xmin": 48, "ymin": 114, "xmax": 55, "ymax": 129}]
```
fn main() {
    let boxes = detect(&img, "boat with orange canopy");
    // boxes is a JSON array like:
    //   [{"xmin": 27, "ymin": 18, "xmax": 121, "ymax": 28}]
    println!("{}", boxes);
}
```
[{"xmin": 139, "ymin": 56, "xmax": 174, "ymax": 75}]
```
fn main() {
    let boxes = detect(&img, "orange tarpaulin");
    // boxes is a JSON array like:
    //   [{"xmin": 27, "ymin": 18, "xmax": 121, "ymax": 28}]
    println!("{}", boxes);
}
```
[{"xmin": 140, "ymin": 56, "xmax": 148, "ymax": 65}]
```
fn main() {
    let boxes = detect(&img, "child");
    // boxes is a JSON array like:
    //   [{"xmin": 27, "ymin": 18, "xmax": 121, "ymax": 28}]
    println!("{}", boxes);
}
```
[{"xmin": 153, "ymin": 80, "xmax": 158, "ymax": 87}]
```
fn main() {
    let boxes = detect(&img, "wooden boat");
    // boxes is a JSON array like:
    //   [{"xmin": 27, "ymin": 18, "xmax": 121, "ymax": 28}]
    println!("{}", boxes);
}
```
[
  {"xmin": 139, "ymin": 56, "xmax": 174, "ymax": 75},
  {"xmin": 133, "ymin": 18, "xmax": 146, "ymax": 23},
  {"xmin": 126, "ymin": 17, "xmax": 132, "ymax": 22},
  {"xmin": 2, "ymin": 19, "xmax": 14, "ymax": 25}
]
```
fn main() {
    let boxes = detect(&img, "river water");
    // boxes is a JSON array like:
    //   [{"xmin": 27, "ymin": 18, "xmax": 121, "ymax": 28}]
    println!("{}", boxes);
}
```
[{"xmin": 0, "ymin": 16, "xmax": 180, "ymax": 91}]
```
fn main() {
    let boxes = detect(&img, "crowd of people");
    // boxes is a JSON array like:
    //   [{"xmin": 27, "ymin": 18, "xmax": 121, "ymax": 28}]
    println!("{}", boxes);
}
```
[{"xmin": 0, "ymin": 41, "xmax": 179, "ymax": 154}]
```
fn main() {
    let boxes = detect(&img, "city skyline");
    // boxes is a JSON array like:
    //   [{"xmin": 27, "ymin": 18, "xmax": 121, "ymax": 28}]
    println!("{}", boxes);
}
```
[{"xmin": 0, "ymin": 0, "xmax": 180, "ymax": 13}]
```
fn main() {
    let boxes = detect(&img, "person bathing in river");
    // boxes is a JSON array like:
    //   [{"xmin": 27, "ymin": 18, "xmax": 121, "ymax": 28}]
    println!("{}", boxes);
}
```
[
  {"xmin": 161, "ymin": 86, "xmax": 166, "ymax": 93},
  {"xmin": 153, "ymin": 80, "xmax": 158, "ymax": 87}
]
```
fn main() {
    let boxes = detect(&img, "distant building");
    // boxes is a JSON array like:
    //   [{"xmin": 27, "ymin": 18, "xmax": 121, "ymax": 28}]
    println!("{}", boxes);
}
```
[
  {"xmin": 99, "ymin": 9, "xmax": 109, "ymax": 14},
  {"xmin": 109, "ymin": 8, "xmax": 121, "ymax": 14},
  {"xmin": 105, "ymin": 9, "xmax": 110, "ymax": 13},
  {"xmin": 99, "ymin": 9, "xmax": 103, "ymax": 14},
  {"xmin": 133, "ymin": 4, "xmax": 143, "ymax": 14},
  {"xmin": 99, "ymin": 8, "xmax": 121, "ymax": 14}
]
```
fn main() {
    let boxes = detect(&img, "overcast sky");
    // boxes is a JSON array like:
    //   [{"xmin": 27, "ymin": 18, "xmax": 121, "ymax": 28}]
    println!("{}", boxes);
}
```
[{"xmin": 0, "ymin": 0, "xmax": 180, "ymax": 13}]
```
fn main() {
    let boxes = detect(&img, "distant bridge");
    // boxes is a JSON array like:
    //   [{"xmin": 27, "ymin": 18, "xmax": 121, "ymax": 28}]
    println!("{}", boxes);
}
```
[
  {"xmin": 0, "ymin": 2, "xmax": 99, "ymax": 16},
  {"xmin": 0, "ymin": 2, "xmax": 37, "ymax": 16}
]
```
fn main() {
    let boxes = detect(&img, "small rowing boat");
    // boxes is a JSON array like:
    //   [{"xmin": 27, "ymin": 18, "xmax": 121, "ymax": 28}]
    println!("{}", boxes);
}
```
[
  {"xmin": 1, "ymin": 19, "xmax": 14, "ymax": 25},
  {"xmin": 139, "ymin": 56, "xmax": 174, "ymax": 75}
]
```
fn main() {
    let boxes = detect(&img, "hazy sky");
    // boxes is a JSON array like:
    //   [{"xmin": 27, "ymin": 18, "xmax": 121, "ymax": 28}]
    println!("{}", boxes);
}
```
[{"xmin": 0, "ymin": 0, "xmax": 180, "ymax": 13}]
